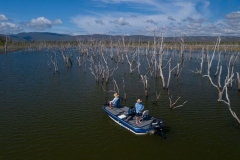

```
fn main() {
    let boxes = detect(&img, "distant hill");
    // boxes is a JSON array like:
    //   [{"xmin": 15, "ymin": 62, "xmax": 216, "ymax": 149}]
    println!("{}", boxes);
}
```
[
  {"xmin": 8, "ymin": 32, "xmax": 75, "ymax": 42},
  {"xmin": 7, "ymin": 32, "xmax": 240, "ymax": 43}
]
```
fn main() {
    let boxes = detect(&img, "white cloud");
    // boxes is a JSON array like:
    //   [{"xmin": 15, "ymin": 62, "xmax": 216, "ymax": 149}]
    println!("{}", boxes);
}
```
[
  {"xmin": 0, "ymin": 14, "xmax": 8, "ymax": 21},
  {"xmin": 53, "ymin": 19, "xmax": 62, "ymax": 25},
  {"xmin": 0, "ymin": 22, "xmax": 22, "ymax": 33},
  {"xmin": 72, "ymin": 13, "xmax": 147, "ymax": 35},
  {"xmin": 224, "ymin": 11, "xmax": 240, "ymax": 28},
  {"xmin": 70, "ymin": 0, "xmax": 218, "ymax": 36},
  {"xmin": 0, "ymin": 14, "xmax": 23, "ymax": 33},
  {"xmin": 225, "ymin": 11, "xmax": 240, "ymax": 19},
  {"xmin": 110, "ymin": 17, "xmax": 130, "ymax": 26},
  {"xmin": 26, "ymin": 17, "xmax": 62, "ymax": 31}
]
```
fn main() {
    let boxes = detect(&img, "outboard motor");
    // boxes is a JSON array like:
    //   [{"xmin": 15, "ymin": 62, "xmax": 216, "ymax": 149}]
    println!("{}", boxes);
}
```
[{"xmin": 151, "ymin": 118, "xmax": 166, "ymax": 139}]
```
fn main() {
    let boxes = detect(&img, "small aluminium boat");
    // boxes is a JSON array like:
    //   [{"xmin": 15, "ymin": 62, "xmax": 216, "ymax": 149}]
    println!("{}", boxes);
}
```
[{"xmin": 102, "ymin": 104, "xmax": 165, "ymax": 137}]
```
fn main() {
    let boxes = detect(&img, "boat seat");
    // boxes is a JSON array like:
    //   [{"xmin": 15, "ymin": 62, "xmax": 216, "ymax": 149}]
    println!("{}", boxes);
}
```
[
  {"xmin": 114, "ymin": 108, "xmax": 124, "ymax": 113},
  {"xmin": 120, "ymin": 106, "xmax": 129, "ymax": 112},
  {"xmin": 109, "ymin": 110, "xmax": 120, "ymax": 116}
]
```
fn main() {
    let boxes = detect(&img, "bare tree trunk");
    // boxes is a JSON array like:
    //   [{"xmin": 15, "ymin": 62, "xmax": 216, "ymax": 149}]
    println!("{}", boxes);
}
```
[
  {"xmin": 137, "ymin": 42, "xmax": 141, "ymax": 75},
  {"xmin": 228, "ymin": 54, "xmax": 238, "ymax": 88},
  {"xmin": 207, "ymin": 37, "xmax": 221, "ymax": 75},
  {"xmin": 179, "ymin": 37, "xmax": 184, "ymax": 62},
  {"xmin": 101, "ymin": 48, "xmax": 118, "ymax": 84},
  {"xmin": 48, "ymin": 51, "xmax": 59, "ymax": 73},
  {"xmin": 166, "ymin": 58, "xmax": 178, "ymax": 89},
  {"xmin": 191, "ymin": 47, "xmax": 204, "ymax": 74},
  {"xmin": 189, "ymin": 47, "xmax": 192, "ymax": 61},
  {"xmin": 214, "ymin": 51, "xmax": 222, "ymax": 77},
  {"xmin": 5, "ymin": 34, "xmax": 8, "ymax": 55},
  {"xmin": 158, "ymin": 33, "xmax": 166, "ymax": 89},
  {"xmin": 218, "ymin": 65, "xmax": 222, "ymax": 88},
  {"xmin": 89, "ymin": 56, "xmax": 99, "ymax": 83},
  {"xmin": 237, "ymin": 72, "xmax": 240, "ymax": 91},
  {"xmin": 140, "ymin": 74, "xmax": 148, "ymax": 97},
  {"xmin": 199, "ymin": 47, "xmax": 204, "ymax": 75},
  {"xmin": 122, "ymin": 78, "xmax": 127, "ymax": 100}
]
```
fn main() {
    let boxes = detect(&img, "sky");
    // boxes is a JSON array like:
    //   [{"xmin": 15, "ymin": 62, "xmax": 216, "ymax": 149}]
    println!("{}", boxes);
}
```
[{"xmin": 0, "ymin": 0, "xmax": 240, "ymax": 36}]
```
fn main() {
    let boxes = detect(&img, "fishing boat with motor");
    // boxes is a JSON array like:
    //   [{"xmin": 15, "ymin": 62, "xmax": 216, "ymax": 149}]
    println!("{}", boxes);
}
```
[{"xmin": 102, "ymin": 104, "xmax": 165, "ymax": 137}]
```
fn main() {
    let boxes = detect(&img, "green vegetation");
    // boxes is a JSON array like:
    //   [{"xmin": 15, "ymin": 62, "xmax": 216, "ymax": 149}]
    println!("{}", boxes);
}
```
[{"xmin": 0, "ymin": 36, "xmax": 6, "ymax": 46}]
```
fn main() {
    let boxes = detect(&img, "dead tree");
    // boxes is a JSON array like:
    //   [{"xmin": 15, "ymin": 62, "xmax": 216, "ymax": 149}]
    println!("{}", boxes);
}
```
[
  {"xmin": 109, "ymin": 36, "xmax": 114, "ymax": 59},
  {"xmin": 218, "ymin": 77, "xmax": 240, "ymax": 124},
  {"xmin": 60, "ymin": 44, "xmax": 73, "ymax": 68},
  {"xmin": 168, "ymin": 90, "xmax": 187, "ymax": 109},
  {"xmin": 214, "ymin": 51, "xmax": 222, "ymax": 77},
  {"xmin": 154, "ymin": 91, "xmax": 161, "ymax": 104},
  {"xmin": 203, "ymin": 62, "xmax": 233, "ymax": 101},
  {"xmin": 175, "ymin": 62, "xmax": 183, "ymax": 79},
  {"xmin": 207, "ymin": 37, "xmax": 221, "ymax": 75},
  {"xmin": 48, "ymin": 51, "xmax": 59, "ymax": 73},
  {"xmin": 227, "ymin": 54, "xmax": 238, "ymax": 88},
  {"xmin": 110, "ymin": 79, "xmax": 119, "ymax": 94},
  {"xmin": 121, "ymin": 36, "xmax": 138, "ymax": 74},
  {"xmin": 191, "ymin": 47, "xmax": 205, "ymax": 75},
  {"xmin": 203, "ymin": 38, "xmax": 235, "ymax": 101},
  {"xmin": 137, "ymin": 42, "xmax": 141, "ymax": 75},
  {"xmin": 152, "ymin": 91, "xmax": 161, "ymax": 104},
  {"xmin": 237, "ymin": 72, "xmax": 240, "ymax": 91},
  {"xmin": 189, "ymin": 47, "xmax": 193, "ymax": 61},
  {"xmin": 157, "ymin": 33, "xmax": 166, "ymax": 88},
  {"xmin": 89, "ymin": 56, "xmax": 99, "ymax": 83},
  {"xmin": 125, "ymin": 51, "xmax": 138, "ymax": 74},
  {"xmin": 179, "ymin": 37, "xmax": 185, "ymax": 62},
  {"xmin": 140, "ymin": 74, "xmax": 148, "ymax": 97},
  {"xmin": 166, "ymin": 58, "xmax": 179, "ymax": 89},
  {"xmin": 122, "ymin": 78, "xmax": 127, "ymax": 100},
  {"xmin": 76, "ymin": 55, "xmax": 81, "ymax": 67},
  {"xmin": 145, "ymin": 41, "xmax": 155, "ymax": 77},
  {"xmin": 76, "ymin": 41, "xmax": 84, "ymax": 67},
  {"xmin": 102, "ymin": 78, "xmax": 122, "ymax": 102},
  {"xmin": 4, "ymin": 34, "xmax": 8, "ymax": 55},
  {"xmin": 101, "ymin": 50, "xmax": 118, "ymax": 84}
]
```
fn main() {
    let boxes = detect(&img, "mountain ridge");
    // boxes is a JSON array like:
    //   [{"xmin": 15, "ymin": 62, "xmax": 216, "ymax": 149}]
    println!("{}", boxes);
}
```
[{"xmin": 2, "ymin": 32, "xmax": 240, "ymax": 43}]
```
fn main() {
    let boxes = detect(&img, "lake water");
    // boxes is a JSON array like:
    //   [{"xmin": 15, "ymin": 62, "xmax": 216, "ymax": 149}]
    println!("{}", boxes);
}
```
[{"xmin": 0, "ymin": 49, "xmax": 240, "ymax": 159}]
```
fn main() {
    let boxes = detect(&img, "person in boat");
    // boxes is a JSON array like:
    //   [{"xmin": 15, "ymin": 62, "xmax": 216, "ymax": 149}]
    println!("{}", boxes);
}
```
[
  {"xmin": 135, "ymin": 99, "xmax": 144, "ymax": 124},
  {"xmin": 109, "ymin": 93, "xmax": 120, "ymax": 109}
]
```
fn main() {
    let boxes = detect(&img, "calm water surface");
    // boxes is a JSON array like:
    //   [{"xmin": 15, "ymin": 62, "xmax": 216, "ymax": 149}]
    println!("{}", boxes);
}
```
[{"xmin": 0, "ymin": 50, "xmax": 240, "ymax": 159}]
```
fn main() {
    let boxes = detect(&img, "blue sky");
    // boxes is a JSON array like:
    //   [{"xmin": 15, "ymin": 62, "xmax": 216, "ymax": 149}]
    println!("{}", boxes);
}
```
[{"xmin": 0, "ymin": 0, "xmax": 240, "ymax": 36}]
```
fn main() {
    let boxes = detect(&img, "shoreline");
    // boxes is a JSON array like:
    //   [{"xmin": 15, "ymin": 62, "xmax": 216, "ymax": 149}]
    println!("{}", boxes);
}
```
[{"xmin": 1, "ymin": 44, "xmax": 240, "ymax": 54}]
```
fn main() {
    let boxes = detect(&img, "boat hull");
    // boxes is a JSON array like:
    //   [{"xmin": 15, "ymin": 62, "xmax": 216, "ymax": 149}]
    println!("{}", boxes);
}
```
[{"xmin": 102, "ymin": 105, "xmax": 155, "ymax": 135}]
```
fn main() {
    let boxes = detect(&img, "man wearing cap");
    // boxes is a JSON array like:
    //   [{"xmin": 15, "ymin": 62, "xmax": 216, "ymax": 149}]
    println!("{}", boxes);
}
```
[
  {"xmin": 135, "ymin": 99, "xmax": 144, "ymax": 124},
  {"xmin": 109, "ymin": 93, "xmax": 120, "ymax": 109}
]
